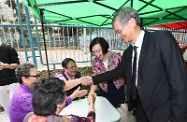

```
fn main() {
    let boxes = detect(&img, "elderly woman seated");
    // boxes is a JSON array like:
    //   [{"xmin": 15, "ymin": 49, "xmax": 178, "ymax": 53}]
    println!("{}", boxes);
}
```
[
  {"xmin": 55, "ymin": 58, "xmax": 83, "ymax": 98},
  {"xmin": 9, "ymin": 63, "xmax": 88, "ymax": 122},
  {"xmin": 23, "ymin": 77, "xmax": 96, "ymax": 122}
]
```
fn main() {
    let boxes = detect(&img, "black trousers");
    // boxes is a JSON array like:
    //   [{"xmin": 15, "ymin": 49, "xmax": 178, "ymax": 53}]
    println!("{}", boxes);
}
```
[{"xmin": 134, "ymin": 96, "xmax": 149, "ymax": 122}]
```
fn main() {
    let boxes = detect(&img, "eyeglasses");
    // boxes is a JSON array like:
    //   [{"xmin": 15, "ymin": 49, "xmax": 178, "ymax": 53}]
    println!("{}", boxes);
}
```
[
  {"xmin": 115, "ymin": 26, "xmax": 124, "ymax": 34},
  {"xmin": 91, "ymin": 49, "xmax": 101, "ymax": 55},
  {"xmin": 67, "ymin": 65, "xmax": 77, "ymax": 69},
  {"xmin": 29, "ymin": 73, "xmax": 41, "ymax": 78}
]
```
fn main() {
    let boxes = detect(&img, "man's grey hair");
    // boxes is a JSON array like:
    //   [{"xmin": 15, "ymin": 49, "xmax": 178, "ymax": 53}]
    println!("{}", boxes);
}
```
[{"xmin": 112, "ymin": 7, "xmax": 141, "ymax": 27}]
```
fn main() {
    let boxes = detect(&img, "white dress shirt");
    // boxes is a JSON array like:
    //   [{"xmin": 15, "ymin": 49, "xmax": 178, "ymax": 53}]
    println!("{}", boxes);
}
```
[{"xmin": 132, "ymin": 30, "xmax": 145, "ymax": 86}]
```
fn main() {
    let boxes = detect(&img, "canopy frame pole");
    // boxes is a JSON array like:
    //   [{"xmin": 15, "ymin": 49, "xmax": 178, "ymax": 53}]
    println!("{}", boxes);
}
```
[{"xmin": 40, "ymin": 9, "xmax": 50, "ymax": 78}]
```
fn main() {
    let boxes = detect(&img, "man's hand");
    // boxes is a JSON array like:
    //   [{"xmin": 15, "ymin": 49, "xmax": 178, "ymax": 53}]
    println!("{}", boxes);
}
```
[
  {"xmin": 79, "ymin": 76, "xmax": 93, "ymax": 86},
  {"xmin": 0, "ymin": 62, "xmax": 5, "ymax": 70}
]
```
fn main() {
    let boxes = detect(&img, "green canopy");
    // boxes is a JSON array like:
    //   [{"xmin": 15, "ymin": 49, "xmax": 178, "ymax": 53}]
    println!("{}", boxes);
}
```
[{"xmin": 23, "ymin": 0, "xmax": 187, "ymax": 27}]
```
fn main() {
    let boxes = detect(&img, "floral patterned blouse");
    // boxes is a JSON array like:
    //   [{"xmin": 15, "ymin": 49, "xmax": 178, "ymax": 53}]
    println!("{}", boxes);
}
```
[{"xmin": 92, "ymin": 51, "xmax": 125, "ymax": 92}]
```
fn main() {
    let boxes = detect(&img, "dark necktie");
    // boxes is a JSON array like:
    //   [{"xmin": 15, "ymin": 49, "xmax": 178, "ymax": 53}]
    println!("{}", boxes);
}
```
[{"xmin": 131, "ymin": 46, "xmax": 138, "ymax": 100}]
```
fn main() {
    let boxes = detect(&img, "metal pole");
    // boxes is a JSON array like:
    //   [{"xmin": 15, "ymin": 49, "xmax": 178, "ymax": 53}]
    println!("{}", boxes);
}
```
[
  {"xmin": 16, "ymin": 0, "xmax": 28, "ymax": 61},
  {"xmin": 34, "ymin": 15, "xmax": 44, "ymax": 64},
  {"xmin": 24, "ymin": 5, "xmax": 38, "ymax": 68},
  {"xmin": 40, "ymin": 9, "xmax": 50, "ymax": 77}
]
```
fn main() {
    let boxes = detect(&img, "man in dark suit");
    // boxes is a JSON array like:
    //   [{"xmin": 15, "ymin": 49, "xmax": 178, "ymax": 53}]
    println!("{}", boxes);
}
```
[{"xmin": 86, "ymin": 7, "xmax": 187, "ymax": 122}]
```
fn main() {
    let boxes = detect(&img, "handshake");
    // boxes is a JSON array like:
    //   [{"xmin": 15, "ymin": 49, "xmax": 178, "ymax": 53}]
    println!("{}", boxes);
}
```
[
  {"xmin": 64, "ymin": 76, "xmax": 93, "ymax": 91},
  {"xmin": 79, "ymin": 76, "xmax": 93, "ymax": 86}
]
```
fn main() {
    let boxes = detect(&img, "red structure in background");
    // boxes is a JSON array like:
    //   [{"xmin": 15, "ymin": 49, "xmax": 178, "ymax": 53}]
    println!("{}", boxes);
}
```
[
  {"xmin": 150, "ymin": 22, "xmax": 187, "ymax": 30},
  {"xmin": 151, "ymin": 21, "xmax": 187, "ymax": 56},
  {"xmin": 150, "ymin": 21, "xmax": 187, "ymax": 69}
]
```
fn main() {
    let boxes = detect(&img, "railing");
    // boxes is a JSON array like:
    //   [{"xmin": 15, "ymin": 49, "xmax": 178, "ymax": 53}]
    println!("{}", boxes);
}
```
[{"xmin": 0, "ymin": 0, "xmax": 186, "ymax": 70}]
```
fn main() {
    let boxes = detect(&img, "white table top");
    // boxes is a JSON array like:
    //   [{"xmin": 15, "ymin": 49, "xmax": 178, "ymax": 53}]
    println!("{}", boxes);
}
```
[{"xmin": 60, "ymin": 96, "xmax": 121, "ymax": 122}]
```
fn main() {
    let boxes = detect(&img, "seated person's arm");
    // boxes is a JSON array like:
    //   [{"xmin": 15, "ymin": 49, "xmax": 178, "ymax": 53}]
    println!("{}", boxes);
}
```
[
  {"xmin": 65, "ymin": 86, "xmax": 88, "ymax": 106},
  {"xmin": 89, "ymin": 63, "xmax": 100, "ymax": 96},
  {"xmin": 64, "ymin": 77, "xmax": 92, "ymax": 91},
  {"xmin": 64, "ymin": 79, "xmax": 81, "ymax": 91},
  {"xmin": 64, "ymin": 94, "xmax": 96, "ymax": 122},
  {"xmin": 55, "ymin": 72, "xmax": 81, "ymax": 91},
  {"xmin": 87, "ymin": 93, "xmax": 96, "ymax": 121},
  {"xmin": 88, "ymin": 85, "xmax": 97, "ymax": 98}
]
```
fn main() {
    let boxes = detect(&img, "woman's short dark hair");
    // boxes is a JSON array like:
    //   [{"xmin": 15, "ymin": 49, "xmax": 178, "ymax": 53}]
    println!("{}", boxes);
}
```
[
  {"xmin": 16, "ymin": 63, "xmax": 35, "ymax": 84},
  {"xmin": 89, "ymin": 37, "xmax": 109, "ymax": 55},
  {"xmin": 31, "ymin": 77, "xmax": 66, "ymax": 116},
  {"xmin": 62, "ymin": 58, "xmax": 75, "ymax": 68}
]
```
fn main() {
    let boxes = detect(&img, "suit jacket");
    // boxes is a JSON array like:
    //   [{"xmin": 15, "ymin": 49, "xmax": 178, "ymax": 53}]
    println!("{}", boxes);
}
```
[{"xmin": 92, "ymin": 31, "xmax": 187, "ymax": 122}]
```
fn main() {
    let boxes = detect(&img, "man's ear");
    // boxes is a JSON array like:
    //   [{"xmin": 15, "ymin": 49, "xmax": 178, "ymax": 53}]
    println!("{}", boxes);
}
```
[{"xmin": 129, "ymin": 18, "xmax": 136, "ymax": 27}]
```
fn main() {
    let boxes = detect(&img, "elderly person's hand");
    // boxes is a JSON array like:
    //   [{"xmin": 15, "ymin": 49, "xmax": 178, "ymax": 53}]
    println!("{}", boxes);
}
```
[
  {"xmin": 88, "ymin": 92, "xmax": 97, "ymax": 101},
  {"xmin": 88, "ymin": 92, "xmax": 96, "ymax": 104},
  {"xmin": 79, "ymin": 76, "xmax": 93, "ymax": 86},
  {"xmin": 70, "ymin": 86, "xmax": 88, "ymax": 100}
]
